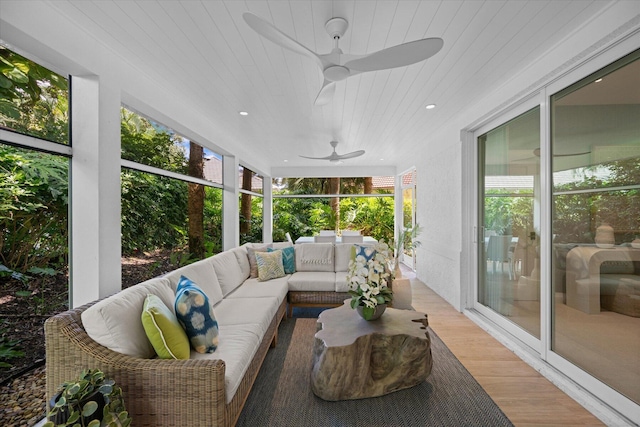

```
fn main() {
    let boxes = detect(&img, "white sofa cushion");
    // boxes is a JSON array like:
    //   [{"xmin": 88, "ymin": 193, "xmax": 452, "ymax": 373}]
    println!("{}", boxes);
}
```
[
  {"xmin": 210, "ymin": 251, "xmax": 246, "ymax": 297},
  {"xmin": 295, "ymin": 243, "xmax": 334, "ymax": 272},
  {"xmin": 163, "ymin": 258, "xmax": 224, "ymax": 306},
  {"xmin": 231, "ymin": 246, "xmax": 251, "ymax": 280},
  {"xmin": 225, "ymin": 276, "xmax": 289, "ymax": 305},
  {"xmin": 271, "ymin": 241, "xmax": 293, "ymax": 250},
  {"xmin": 287, "ymin": 271, "xmax": 336, "ymax": 292},
  {"xmin": 334, "ymin": 243, "xmax": 355, "ymax": 272},
  {"xmin": 190, "ymin": 323, "xmax": 262, "ymax": 403},
  {"xmin": 335, "ymin": 271, "xmax": 350, "ymax": 292},
  {"xmin": 82, "ymin": 277, "xmax": 175, "ymax": 358},
  {"xmin": 214, "ymin": 297, "xmax": 279, "ymax": 337}
]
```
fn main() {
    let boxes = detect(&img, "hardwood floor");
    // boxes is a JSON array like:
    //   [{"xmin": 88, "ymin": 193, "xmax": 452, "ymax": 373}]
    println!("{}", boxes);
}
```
[{"xmin": 407, "ymin": 272, "xmax": 605, "ymax": 427}]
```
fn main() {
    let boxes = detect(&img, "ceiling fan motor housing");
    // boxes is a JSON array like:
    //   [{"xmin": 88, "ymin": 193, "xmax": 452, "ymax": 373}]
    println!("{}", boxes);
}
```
[{"xmin": 325, "ymin": 17, "xmax": 348, "ymax": 39}]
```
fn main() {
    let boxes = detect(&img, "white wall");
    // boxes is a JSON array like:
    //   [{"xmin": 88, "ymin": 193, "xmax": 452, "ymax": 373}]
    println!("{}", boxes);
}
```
[{"xmin": 413, "ymin": 2, "xmax": 640, "ymax": 311}]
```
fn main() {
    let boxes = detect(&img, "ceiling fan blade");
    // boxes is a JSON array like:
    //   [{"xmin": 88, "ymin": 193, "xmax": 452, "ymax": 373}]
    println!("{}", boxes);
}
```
[
  {"xmin": 314, "ymin": 80, "xmax": 336, "ymax": 106},
  {"xmin": 555, "ymin": 151, "xmax": 591, "ymax": 157},
  {"xmin": 299, "ymin": 154, "xmax": 334, "ymax": 160},
  {"xmin": 336, "ymin": 150, "xmax": 365, "ymax": 160},
  {"xmin": 243, "ymin": 12, "xmax": 323, "ymax": 69},
  {"xmin": 344, "ymin": 38, "xmax": 443, "ymax": 72}
]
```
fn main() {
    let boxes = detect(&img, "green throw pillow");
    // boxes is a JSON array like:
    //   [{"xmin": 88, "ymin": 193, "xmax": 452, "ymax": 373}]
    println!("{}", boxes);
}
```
[
  {"xmin": 255, "ymin": 250, "xmax": 285, "ymax": 281},
  {"xmin": 141, "ymin": 294, "xmax": 190, "ymax": 360},
  {"xmin": 268, "ymin": 246, "xmax": 295, "ymax": 274}
]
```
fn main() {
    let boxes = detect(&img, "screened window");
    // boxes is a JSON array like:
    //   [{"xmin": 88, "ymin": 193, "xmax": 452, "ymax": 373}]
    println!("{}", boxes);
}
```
[
  {"xmin": 239, "ymin": 165, "xmax": 263, "ymax": 244},
  {"xmin": 0, "ymin": 45, "xmax": 69, "ymax": 144},
  {"xmin": 120, "ymin": 108, "xmax": 223, "ymax": 285}
]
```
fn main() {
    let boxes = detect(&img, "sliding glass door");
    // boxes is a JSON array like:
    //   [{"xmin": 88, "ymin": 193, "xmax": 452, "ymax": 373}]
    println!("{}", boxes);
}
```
[
  {"xmin": 551, "ymin": 51, "xmax": 640, "ymax": 406},
  {"xmin": 474, "ymin": 48, "xmax": 639, "ymax": 419},
  {"xmin": 477, "ymin": 107, "xmax": 541, "ymax": 339}
]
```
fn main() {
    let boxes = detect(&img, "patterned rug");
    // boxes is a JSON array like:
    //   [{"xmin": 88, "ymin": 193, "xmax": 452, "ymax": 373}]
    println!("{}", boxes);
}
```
[{"xmin": 237, "ymin": 312, "xmax": 514, "ymax": 427}]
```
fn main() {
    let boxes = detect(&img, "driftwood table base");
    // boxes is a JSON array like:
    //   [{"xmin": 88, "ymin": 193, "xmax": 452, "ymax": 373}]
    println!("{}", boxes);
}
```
[{"xmin": 311, "ymin": 300, "xmax": 432, "ymax": 401}]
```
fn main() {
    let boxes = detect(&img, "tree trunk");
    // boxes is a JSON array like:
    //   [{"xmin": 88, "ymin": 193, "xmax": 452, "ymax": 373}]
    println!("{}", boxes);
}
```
[
  {"xmin": 329, "ymin": 177, "xmax": 340, "ymax": 231},
  {"xmin": 188, "ymin": 142, "xmax": 205, "ymax": 259},
  {"xmin": 364, "ymin": 177, "xmax": 373, "ymax": 194},
  {"xmin": 240, "ymin": 167, "xmax": 253, "ymax": 236}
]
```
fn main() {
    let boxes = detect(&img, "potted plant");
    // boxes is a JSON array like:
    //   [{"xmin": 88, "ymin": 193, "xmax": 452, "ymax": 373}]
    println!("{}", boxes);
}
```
[
  {"xmin": 391, "ymin": 223, "xmax": 423, "ymax": 278},
  {"xmin": 44, "ymin": 369, "xmax": 132, "ymax": 427},
  {"xmin": 347, "ymin": 241, "xmax": 394, "ymax": 320}
]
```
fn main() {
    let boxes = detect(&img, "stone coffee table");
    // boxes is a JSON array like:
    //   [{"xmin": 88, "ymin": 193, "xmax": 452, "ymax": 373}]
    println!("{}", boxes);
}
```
[{"xmin": 311, "ymin": 300, "xmax": 432, "ymax": 401}]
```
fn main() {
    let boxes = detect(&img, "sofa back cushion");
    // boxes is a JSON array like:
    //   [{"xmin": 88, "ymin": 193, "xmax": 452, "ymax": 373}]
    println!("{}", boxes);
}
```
[
  {"xmin": 164, "ymin": 259, "xmax": 224, "ymax": 306},
  {"xmin": 82, "ymin": 277, "xmax": 176, "ymax": 359},
  {"xmin": 295, "ymin": 243, "xmax": 334, "ymax": 272},
  {"xmin": 271, "ymin": 241, "xmax": 293, "ymax": 250},
  {"xmin": 231, "ymin": 246, "xmax": 251, "ymax": 280},
  {"xmin": 334, "ymin": 243, "xmax": 355, "ymax": 272},
  {"xmin": 210, "ymin": 250, "xmax": 246, "ymax": 296}
]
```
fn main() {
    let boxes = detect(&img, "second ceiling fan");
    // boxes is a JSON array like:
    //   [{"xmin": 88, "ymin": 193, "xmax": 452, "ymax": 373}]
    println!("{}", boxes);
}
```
[{"xmin": 243, "ymin": 12, "xmax": 444, "ymax": 105}]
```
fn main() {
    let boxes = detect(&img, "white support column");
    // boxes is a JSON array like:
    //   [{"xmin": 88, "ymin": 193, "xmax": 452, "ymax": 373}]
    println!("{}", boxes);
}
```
[
  {"xmin": 223, "ymin": 155, "xmax": 239, "ymax": 250},
  {"xmin": 262, "ymin": 175, "xmax": 273, "ymax": 244},
  {"xmin": 394, "ymin": 174, "xmax": 404, "ymax": 242},
  {"xmin": 71, "ymin": 76, "xmax": 121, "ymax": 307}
]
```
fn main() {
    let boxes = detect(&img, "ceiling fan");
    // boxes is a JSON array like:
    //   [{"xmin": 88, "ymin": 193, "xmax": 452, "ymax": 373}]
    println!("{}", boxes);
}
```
[
  {"xmin": 299, "ymin": 140, "xmax": 365, "ymax": 163},
  {"xmin": 243, "ymin": 12, "xmax": 444, "ymax": 105},
  {"xmin": 514, "ymin": 147, "xmax": 591, "ymax": 163}
]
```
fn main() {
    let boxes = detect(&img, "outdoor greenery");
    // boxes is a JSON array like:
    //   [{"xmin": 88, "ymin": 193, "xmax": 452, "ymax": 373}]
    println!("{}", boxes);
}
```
[
  {"xmin": 45, "ymin": 369, "xmax": 131, "ymax": 427},
  {"xmin": 0, "ymin": 46, "xmax": 69, "ymax": 143}
]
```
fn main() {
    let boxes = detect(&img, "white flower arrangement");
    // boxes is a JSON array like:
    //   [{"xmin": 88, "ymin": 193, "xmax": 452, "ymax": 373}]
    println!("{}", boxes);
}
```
[{"xmin": 346, "ymin": 241, "xmax": 393, "ymax": 320}]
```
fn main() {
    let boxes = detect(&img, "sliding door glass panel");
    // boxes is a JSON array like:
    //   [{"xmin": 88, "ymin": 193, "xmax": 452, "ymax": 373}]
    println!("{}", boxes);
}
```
[
  {"xmin": 478, "ymin": 107, "xmax": 541, "ymax": 338},
  {"xmin": 551, "ymin": 50, "xmax": 640, "ymax": 404}
]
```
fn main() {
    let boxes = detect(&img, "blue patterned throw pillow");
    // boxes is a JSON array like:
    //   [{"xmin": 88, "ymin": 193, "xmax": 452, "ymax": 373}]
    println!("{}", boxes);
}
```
[
  {"xmin": 355, "ymin": 245, "xmax": 376, "ymax": 263},
  {"xmin": 174, "ymin": 275, "xmax": 219, "ymax": 353},
  {"xmin": 268, "ymin": 246, "xmax": 295, "ymax": 274}
]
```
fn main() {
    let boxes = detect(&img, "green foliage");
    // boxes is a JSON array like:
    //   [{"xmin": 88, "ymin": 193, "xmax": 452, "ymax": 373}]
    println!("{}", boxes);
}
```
[
  {"xmin": 0, "ymin": 46, "xmax": 69, "ymax": 143},
  {"xmin": 120, "ymin": 169, "xmax": 188, "ymax": 255},
  {"xmin": 239, "ymin": 195, "xmax": 264, "ymax": 245},
  {"xmin": 120, "ymin": 108, "xmax": 186, "ymax": 173},
  {"xmin": 273, "ymin": 196, "xmax": 395, "ymax": 243},
  {"xmin": 0, "ymin": 144, "xmax": 69, "ymax": 271},
  {"xmin": 44, "ymin": 369, "xmax": 131, "ymax": 427},
  {"xmin": 0, "ymin": 327, "xmax": 25, "ymax": 368}
]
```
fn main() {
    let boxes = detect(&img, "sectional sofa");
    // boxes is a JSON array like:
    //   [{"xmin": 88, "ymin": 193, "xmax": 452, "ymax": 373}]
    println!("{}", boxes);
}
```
[{"xmin": 44, "ymin": 241, "xmax": 367, "ymax": 427}]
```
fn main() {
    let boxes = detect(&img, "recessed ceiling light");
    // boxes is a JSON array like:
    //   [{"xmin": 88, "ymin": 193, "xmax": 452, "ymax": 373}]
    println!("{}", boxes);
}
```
[
  {"xmin": 239, "ymin": 111, "xmax": 249, "ymax": 116},
  {"xmin": 594, "ymin": 78, "xmax": 603, "ymax": 83},
  {"xmin": 283, "ymin": 159, "xmax": 288, "ymax": 162},
  {"xmin": 425, "ymin": 104, "xmax": 436, "ymax": 110},
  {"xmin": 380, "ymin": 158, "xmax": 384, "ymax": 161}
]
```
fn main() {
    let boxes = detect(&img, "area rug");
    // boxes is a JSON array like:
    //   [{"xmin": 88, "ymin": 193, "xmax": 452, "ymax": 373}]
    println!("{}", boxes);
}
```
[{"xmin": 237, "ymin": 315, "xmax": 514, "ymax": 427}]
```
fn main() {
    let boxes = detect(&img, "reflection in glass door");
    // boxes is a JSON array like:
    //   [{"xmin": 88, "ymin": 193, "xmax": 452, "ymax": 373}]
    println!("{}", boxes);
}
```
[
  {"xmin": 402, "ymin": 169, "xmax": 417, "ymax": 269},
  {"xmin": 478, "ymin": 107, "xmax": 541, "ymax": 338},
  {"xmin": 551, "ymin": 50, "xmax": 640, "ymax": 405}
]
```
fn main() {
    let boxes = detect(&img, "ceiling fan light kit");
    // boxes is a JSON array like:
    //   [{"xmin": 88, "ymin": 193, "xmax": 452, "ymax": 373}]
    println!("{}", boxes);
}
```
[{"xmin": 243, "ymin": 12, "xmax": 443, "ymax": 106}]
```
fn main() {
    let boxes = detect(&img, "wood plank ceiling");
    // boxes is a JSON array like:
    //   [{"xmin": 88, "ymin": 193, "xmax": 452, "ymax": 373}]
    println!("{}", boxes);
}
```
[{"xmin": 48, "ymin": 0, "xmax": 606, "ymax": 174}]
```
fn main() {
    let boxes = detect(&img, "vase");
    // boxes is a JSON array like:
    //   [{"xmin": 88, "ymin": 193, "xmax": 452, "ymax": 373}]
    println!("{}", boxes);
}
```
[{"xmin": 356, "ymin": 304, "xmax": 387, "ymax": 320}]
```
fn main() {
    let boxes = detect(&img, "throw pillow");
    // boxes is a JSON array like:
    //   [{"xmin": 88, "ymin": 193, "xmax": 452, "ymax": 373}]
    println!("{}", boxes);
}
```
[
  {"xmin": 174, "ymin": 275, "xmax": 219, "ymax": 353},
  {"xmin": 355, "ymin": 245, "xmax": 376, "ymax": 263},
  {"xmin": 268, "ymin": 246, "xmax": 295, "ymax": 274},
  {"xmin": 141, "ymin": 294, "xmax": 190, "ymax": 359},
  {"xmin": 247, "ymin": 245, "xmax": 270, "ymax": 278},
  {"xmin": 255, "ymin": 250, "xmax": 285, "ymax": 281}
]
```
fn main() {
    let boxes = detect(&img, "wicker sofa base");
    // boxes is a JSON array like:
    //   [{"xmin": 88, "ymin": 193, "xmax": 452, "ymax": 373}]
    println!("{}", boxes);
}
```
[
  {"xmin": 287, "ymin": 291, "xmax": 350, "ymax": 317},
  {"xmin": 45, "ymin": 298, "xmax": 286, "ymax": 427}
]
